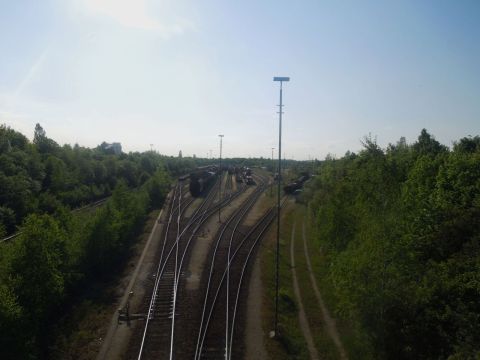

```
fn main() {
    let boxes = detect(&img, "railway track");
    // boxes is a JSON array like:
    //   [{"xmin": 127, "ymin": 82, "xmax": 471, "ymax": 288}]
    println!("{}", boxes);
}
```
[
  {"xmin": 194, "ymin": 174, "xmax": 279, "ymax": 360},
  {"xmin": 134, "ymin": 172, "xmax": 248, "ymax": 359},
  {"xmin": 129, "ymin": 169, "xmax": 279, "ymax": 360},
  {"xmin": 226, "ymin": 197, "xmax": 287, "ymax": 359}
]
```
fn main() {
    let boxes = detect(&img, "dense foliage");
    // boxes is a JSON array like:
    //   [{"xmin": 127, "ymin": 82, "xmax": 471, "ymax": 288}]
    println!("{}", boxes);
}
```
[
  {"xmin": 306, "ymin": 130, "xmax": 480, "ymax": 359},
  {"xmin": 0, "ymin": 124, "xmax": 208, "ymax": 358},
  {"xmin": 0, "ymin": 123, "xmax": 211, "ymax": 235}
]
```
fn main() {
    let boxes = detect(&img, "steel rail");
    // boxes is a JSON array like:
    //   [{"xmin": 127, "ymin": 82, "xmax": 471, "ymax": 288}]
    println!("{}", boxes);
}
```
[
  {"xmin": 166, "ymin": 172, "xmax": 249, "ymax": 359},
  {"xmin": 194, "ymin": 175, "xmax": 267, "ymax": 360},
  {"xmin": 168, "ymin": 177, "xmax": 225, "ymax": 359},
  {"xmin": 196, "ymin": 175, "xmax": 279, "ymax": 360},
  {"xmin": 169, "ymin": 181, "xmax": 183, "ymax": 360},
  {"xmin": 137, "ymin": 175, "xmax": 245, "ymax": 359},
  {"xmin": 198, "ymin": 188, "xmax": 272, "ymax": 358},
  {"xmin": 228, "ymin": 197, "xmax": 287, "ymax": 359},
  {"xmin": 137, "ymin": 183, "xmax": 182, "ymax": 359},
  {"xmin": 168, "ymin": 185, "xmax": 226, "ymax": 358},
  {"xmin": 199, "ymin": 205, "xmax": 274, "ymax": 360},
  {"xmin": 195, "ymin": 187, "xmax": 271, "ymax": 360},
  {"xmin": 224, "ymin": 171, "xmax": 247, "ymax": 357},
  {"xmin": 137, "ymin": 181, "xmax": 199, "ymax": 358},
  {"xmin": 137, "ymin": 179, "xmax": 215, "ymax": 359}
]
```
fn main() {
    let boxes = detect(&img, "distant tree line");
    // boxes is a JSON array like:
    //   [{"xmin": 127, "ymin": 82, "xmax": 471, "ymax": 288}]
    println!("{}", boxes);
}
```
[
  {"xmin": 0, "ymin": 123, "xmax": 211, "ymax": 236},
  {"xmin": 305, "ymin": 130, "xmax": 480, "ymax": 359}
]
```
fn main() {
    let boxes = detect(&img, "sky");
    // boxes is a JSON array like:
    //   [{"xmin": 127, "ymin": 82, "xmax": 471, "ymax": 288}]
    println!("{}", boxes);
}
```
[{"xmin": 0, "ymin": 0, "xmax": 479, "ymax": 159}]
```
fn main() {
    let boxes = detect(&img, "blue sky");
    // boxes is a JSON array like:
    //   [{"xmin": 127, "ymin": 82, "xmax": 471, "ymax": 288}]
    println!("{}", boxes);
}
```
[{"xmin": 0, "ymin": 0, "xmax": 479, "ymax": 159}]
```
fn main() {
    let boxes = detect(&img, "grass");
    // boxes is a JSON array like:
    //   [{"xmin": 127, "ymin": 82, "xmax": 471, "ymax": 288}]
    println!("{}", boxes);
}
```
[
  {"xmin": 259, "ymin": 200, "xmax": 309, "ymax": 359},
  {"xmin": 259, "ymin": 200, "xmax": 374, "ymax": 359},
  {"xmin": 291, "ymin": 206, "xmax": 340, "ymax": 359}
]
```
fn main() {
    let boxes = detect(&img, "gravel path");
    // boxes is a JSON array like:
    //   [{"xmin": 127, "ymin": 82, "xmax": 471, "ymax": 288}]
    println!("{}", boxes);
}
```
[
  {"xmin": 290, "ymin": 223, "xmax": 320, "ymax": 360},
  {"xmin": 302, "ymin": 222, "xmax": 348, "ymax": 360}
]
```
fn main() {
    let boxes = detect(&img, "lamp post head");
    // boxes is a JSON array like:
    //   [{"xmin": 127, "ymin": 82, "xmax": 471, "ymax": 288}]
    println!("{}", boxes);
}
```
[{"xmin": 273, "ymin": 77, "xmax": 290, "ymax": 82}]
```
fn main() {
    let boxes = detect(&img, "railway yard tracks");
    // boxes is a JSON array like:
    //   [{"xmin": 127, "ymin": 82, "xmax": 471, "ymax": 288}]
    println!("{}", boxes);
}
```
[{"xmin": 126, "ymin": 170, "xmax": 281, "ymax": 360}]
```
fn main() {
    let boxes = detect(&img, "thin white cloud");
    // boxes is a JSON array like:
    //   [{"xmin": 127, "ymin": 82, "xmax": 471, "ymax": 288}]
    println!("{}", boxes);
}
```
[
  {"xmin": 14, "ymin": 46, "xmax": 50, "ymax": 100},
  {"xmin": 79, "ymin": 0, "xmax": 194, "ymax": 37}
]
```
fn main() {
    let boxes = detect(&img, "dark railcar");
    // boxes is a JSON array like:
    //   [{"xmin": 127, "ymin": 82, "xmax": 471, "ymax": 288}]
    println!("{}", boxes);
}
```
[
  {"xmin": 189, "ymin": 165, "xmax": 218, "ymax": 197},
  {"xmin": 284, "ymin": 174, "xmax": 310, "ymax": 194}
]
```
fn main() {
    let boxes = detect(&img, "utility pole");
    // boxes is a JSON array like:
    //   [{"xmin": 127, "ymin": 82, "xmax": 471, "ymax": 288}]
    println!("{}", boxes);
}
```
[
  {"xmin": 272, "ymin": 76, "xmax": 289, "ymax": 337},
  {"xmin": 218, "ymin": 135, "xmax": 224, "ymax": 223},
  {"xmin": 271, "ymin": 147, "xmax": 275, "ymax": 196}
]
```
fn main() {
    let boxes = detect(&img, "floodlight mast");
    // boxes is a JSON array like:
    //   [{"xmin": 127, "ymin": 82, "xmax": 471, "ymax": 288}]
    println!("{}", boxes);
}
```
[
  {"xmin": 218, "ymin": 135, "xmax": 224, "ymax": 223},
  {"xmin": 273, "ymin": 76, "xmax": 289, "ymax": 338},
  {"xmin": 271, "ymin": 147, "xmax": 275, "ymax": 196}
]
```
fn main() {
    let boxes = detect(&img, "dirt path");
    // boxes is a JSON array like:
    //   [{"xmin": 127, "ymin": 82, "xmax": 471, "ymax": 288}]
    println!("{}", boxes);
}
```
[
  {"xmin": 290, "ymin": 223, "xmax": 320, "ymax": 360},
  {"xmin": 302, "ymin": 222, "xmax": 348, "ymax": 360}
]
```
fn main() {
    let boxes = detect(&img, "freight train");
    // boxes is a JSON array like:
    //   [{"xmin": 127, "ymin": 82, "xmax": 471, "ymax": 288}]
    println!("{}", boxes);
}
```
[
  {"xmin": 189, "ymin": 165, "xmax": 218, "ymax": 197},
  {"xmin": 232, "ymin": 166, "xmax": 255, "ymax": 185},
  {"xmin": 283, "ymin": 173, "xmax": 310, "ymax": 194}
]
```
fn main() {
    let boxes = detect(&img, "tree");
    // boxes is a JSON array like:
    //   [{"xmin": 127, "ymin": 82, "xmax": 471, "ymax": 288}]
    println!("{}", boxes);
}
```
[
  {"xmin": 413, "ymin": 128, "xmax": 447, "ymax": 156},
  {"xmin": 307, "ymin": 130, "xmax": 480, "ymax": 358},
  {"xmin": 453, "ymin": 136, "xmax": 480, "ymax": 153},
  {"xmin": 10, "ymin": 214, "xmax": 66, "ymax": 351},
  {"xmin": 0, "ymin": 206, "xmax": 16, "ymax": 234},
  {"xmin": 145, "ymin": 169, "xmax": 170, "ymax": 208},
  {"xmin": 33, "ymin": 123, "xmax": 58, "ymax": 154},
  {"xmin": 43, "ymin": 156, "xmax": 68, "ymax": 192},
  {"xmin": 0, "ymin": 283, "xmax": 26, "ymax": 358},
  {"xmin": 33, "ymin": 123, "xmax": 46, "ymax": 144}
]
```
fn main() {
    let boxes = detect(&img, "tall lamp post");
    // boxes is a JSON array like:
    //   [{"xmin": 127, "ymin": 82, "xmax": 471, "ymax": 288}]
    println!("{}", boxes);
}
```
[
  {"xmin": 218, "ymin": 134, "xmax": 224, "ymax": 222},
  {"xmin": 271, "ymin": 147, "xmax": 275, "ymax": 171},
  {"xmin": 273, "ymin": 76, "xmax": 289, "ymax": 337},
  {"xmin": 271, "ymin": 147, "xmax": 275, "ymax": 196}
]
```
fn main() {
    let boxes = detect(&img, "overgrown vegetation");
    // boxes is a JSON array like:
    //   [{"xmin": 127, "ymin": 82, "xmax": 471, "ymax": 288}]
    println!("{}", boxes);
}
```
[
  {"xmin": 0, "ymin": 123, "xmax": 209, "ymax": 358},
  {"xmin": 304, "ymin": 130, "xmax": 480, "ymax": 359}
]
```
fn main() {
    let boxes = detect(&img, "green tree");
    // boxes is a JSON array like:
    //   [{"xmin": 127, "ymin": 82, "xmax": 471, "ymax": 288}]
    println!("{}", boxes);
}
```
[
  {"xmin": 0, "ymin": 282, "xmax": 26, "ymax": 359},
  {"xmin": 33, "ymin": 123, "xmax": 59, "ymax": 154},
  {"xmin": 11, "ymin": 215, "xmax": 66, "ymax": 319},
  {"xmin": 10, "ymin": 214, "xmax": 67, "ymax": 353},
  {"xmin": 307, "ymin": 130, "xmax": 480, "ymax": 359}
]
